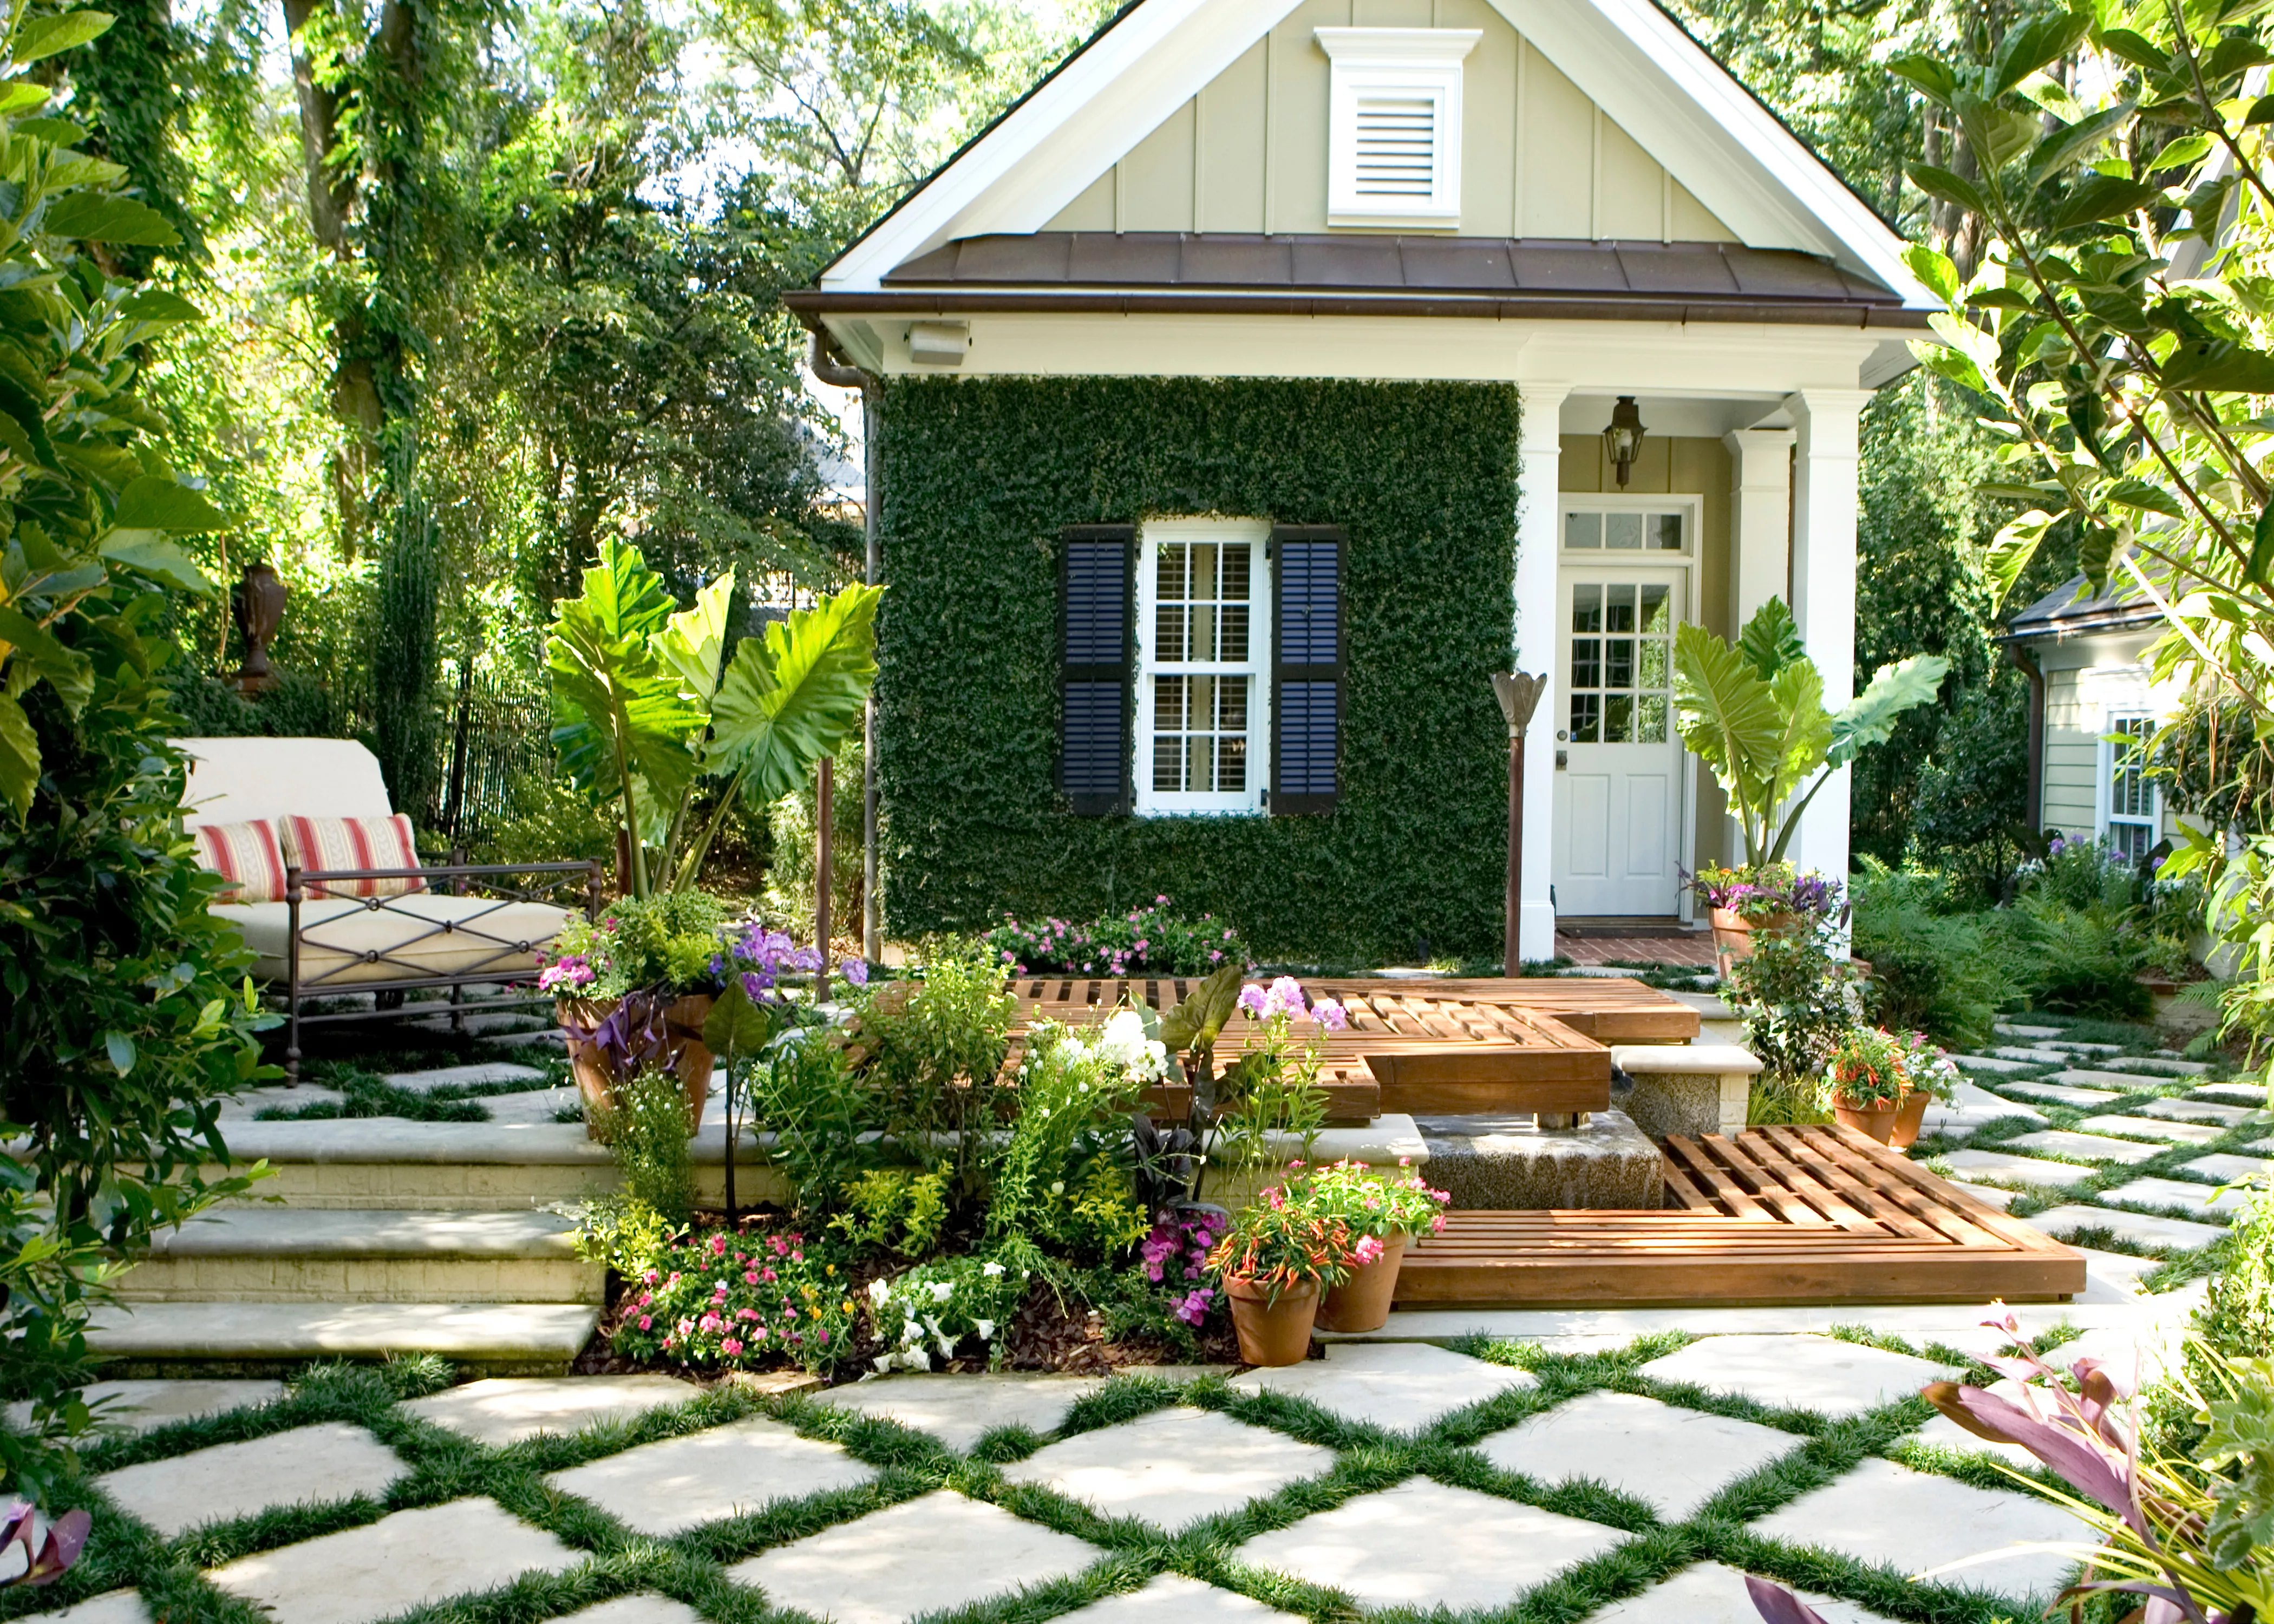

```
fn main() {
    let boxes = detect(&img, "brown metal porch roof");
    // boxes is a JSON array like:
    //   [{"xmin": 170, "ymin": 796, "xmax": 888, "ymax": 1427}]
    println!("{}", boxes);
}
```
[{"xmin": 787, "ymin": 232, "xmax": 1926, "ymax": 327}]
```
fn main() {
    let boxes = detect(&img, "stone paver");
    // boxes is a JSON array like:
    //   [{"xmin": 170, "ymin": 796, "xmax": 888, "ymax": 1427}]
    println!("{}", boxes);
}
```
[
  {"xmin": 98, "ymin": 1421, "xmax": 404, "ymax": 1538},
  {"xmin": 727, "ymin": 1490, "xmax": 1098, "ymax": 1624},
  {"xmin": 1952, "ymin": 1053, "xmax": 2043, "ymax": 1075},
  {"xmin": 1055, "ymin": 1573, "xmax": 1305, "ymax": 1622},
  {"xmin": 1751, "ymin": 1456, "xmax": 2079, "ymax": 1602},
  {"xmin": 2195, "ymin": 1083, "xmax": 2271, "ymax": 1106},
  {"xmin": 382, "ymin": 1062, "xmax": 547, "ymax": 1091},
  {"xmin": 1996, "ymin": 1081, "xmax": 2121, "ymax": 1108},
  {"xmin": 405, "ymin": 1375, "xmax": 698, "ymax": 1446},
  {"xmin": 2043, "ymin": 1040, "xmax": 2123, "ymax": 1056},
  {"xmin": 2078, "ymin": 1114, "xmax": 2225, "ymax": 1147},
  {"xmin": 1924, "ymin": 1082, "xmax": 2045, "ymax": 1138},
  {"xmin": 1478, "ymin": 1390, "xmax": 1802, "ymax": 1518},
  {"xmin": 1586, "ymin": 1562, "xmax": 1899, "ymax": 1623},
  {"xmin": 818, "ymin": 1373, "xmax": 1108, "ymax": 1451},
  {"xmin": 1236, "ymin": 1476, "xmax": 1622, "ymax": 1612},
  {"xmin": 481, "ymin": 1086, "xmax": 583, "ymax": 1125},
  {"xmin": 546, "ymin": 1415, "xmax": 877, "ymax": 1535},
  {"xmin": 2135, "ymin": 1096, "xmax": 2270, "ymax": 1128},
  {"xmin": 9, "ymin": 1593, "xmax": 151, "ymax": 1624},
  {"xmin": 207, "ymin": 1498, "xmax": 581, "ymax": 1624},
  {"xmin": 2101, "ymin": 1176, "xmax": 2251, "ymax": 1216},
  {"xmin": 1989, "ymin": 1047, "xmax": 2062, "ymax": 1065},
  {"xmin": 544, "ymin": 1599, "xmax": 706, "ymax": 1624},
  {"xmin": 2073, "ymin": 1246, "xmax": 2163, "ymax": 1293},
  {"xmin": 1995, "ymin": 1023, "xmax": 2063, "ymax": 1039},
  {"xmin": 1003, "ymin": 1406, "xmax": 1334, "ymax": 1529},
  {"xmin": 1946, "ymin": 1181, "xmax": 2018, "ymax": 1210},
  {"xmin": 1231, "ymin": 1340, "xmax": 1534, "ymax": 1432},
  {"xmin": 2101, "ymin": 1056, "xmax": 2211, "ymax": 1076},
  {"xmin": 2004, "ymin": 1129, "xmax": 2162, "ymax": 1165},
  {"xmin": 2024, "ymin": 1203, "xmax": 2230, "ymax": 1250},
  {"xmin": 1638, "ymin": 1334, "xmax": 1953, "ymax": 1418},
  {"xmin": 2180, "ymin": 1152, "xmax": 2274, "ymax": 1184},
  {"xmin": 1937, "ymin": 1150, "xmax": 2097, "ymax": 1189},
  {"xmin": 2048, "ymin": 1069, "xmax": 2165, "ymax": 1092},
  {"xmin": 4, "ymin": 1378, "xmax": 281, "ymax": 1437}
]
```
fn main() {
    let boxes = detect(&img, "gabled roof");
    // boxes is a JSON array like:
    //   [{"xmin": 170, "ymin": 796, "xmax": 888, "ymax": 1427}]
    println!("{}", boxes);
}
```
[
  {"xmin": 812, "ymin": 0, "xmax": 1936, "ymax": 311},
  {"xmin": 2002, "ymin": 575, "xmax": 2161, "ymax": 642}
]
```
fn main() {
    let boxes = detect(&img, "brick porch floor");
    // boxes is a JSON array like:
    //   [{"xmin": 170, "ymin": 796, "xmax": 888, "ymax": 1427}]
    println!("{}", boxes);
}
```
[{"xmin": 1553, "ymin": 933, "xmax": 1718, "ymax": 968}]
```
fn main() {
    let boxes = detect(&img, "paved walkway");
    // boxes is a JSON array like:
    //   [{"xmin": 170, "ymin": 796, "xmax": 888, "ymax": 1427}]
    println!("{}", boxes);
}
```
[
  {"xmin": 14, "ymin": 1317, "xmax": 2171, "ymax": 1624},
  {"xmin": 1555, "ymin": 933, "xmax": 1719, "ymax": 967}
]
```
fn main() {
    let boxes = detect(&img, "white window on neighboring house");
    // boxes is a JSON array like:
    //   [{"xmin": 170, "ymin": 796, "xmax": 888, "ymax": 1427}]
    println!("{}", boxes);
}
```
[
  {"xmin": 1135, "ymin": 519, "xmax": 1271, "ymax": 815},
  {"xmin": 1315, "ymin": 28, "xmax": 1480, "ymax": 230},
  {"xmin": 2101, "ymin": 714, "xmax": 2159, "ymax": 862}
]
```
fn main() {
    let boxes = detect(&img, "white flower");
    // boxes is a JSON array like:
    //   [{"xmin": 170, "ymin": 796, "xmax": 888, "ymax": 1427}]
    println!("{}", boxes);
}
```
[
  {"xmin": 975, "ymin": 1319, "xmax": 995, "ymax": 1339},
  {"xmin": 1048, "ymin": 1180, "xmax": 1064, "ymax": 1196},
  {"xmin": 867, "ymin": 1278, "xmax": 890, "ymax": 1305},
  {"xmin": 929, "ymin": 1280, "xmax": 954, "ymax": 1304},
  {"xmin": 982, "ymin": 1261, "xmax": 1005, "ymax": 1276},
  {"xmin": 873, "ymin": 1354, "xmax": 893, "ymax": 1373}
]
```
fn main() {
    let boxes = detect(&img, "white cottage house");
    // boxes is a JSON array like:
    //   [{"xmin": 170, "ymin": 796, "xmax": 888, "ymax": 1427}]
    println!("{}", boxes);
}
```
[{"xmin": 788, "ymin": 0, "xmax": 1937, "ymax": 964}]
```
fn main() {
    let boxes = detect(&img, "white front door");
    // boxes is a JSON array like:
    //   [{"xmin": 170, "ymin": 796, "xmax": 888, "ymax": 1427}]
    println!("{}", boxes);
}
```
[{"xmin": 1552, "ymin": 569, "xmax": 1685, "ymax": 916}]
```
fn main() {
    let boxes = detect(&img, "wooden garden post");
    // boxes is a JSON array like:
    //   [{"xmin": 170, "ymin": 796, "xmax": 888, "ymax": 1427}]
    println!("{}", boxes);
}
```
[
  {"xmin": 815, "ymin": 756, "xmax": 833, "ymax": 999},
  {"xmin": 1492, "ymin": 673, "xmax": 1548, "ymax": 974}
]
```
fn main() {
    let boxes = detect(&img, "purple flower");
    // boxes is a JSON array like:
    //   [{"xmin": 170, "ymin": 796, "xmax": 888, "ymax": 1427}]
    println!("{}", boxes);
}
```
[
  {"xmin": 1236, "ymin": 984, "xmax": 1267, "ymax": 1017},
  {"xmin": 840, "ymin": 957, "xmax": 870, "ymax": 987},
  {"xmin": 1314, "ymin": 998, "xmax": 1348, "ymax": 1031}
]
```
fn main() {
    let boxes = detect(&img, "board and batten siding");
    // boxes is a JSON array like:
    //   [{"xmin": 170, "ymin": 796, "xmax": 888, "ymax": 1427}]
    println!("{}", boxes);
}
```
[
  {"xmin": 1043, "ymin": 0, "xmax": 1741, "ymax": 241},
  {"xmin": 1556, "ymin": 432, "xmax": 1736, "ymax": 878}
]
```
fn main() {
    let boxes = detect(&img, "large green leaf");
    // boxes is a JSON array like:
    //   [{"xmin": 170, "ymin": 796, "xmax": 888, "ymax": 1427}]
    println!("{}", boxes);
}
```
[
  {"xmin": 13, "ymin": 10, "xmax": 113, "ymax": 63},
  {"xmin": 0, "ymin": 690, "xmax": 37, "ymax": 816},
  {"xmin": 40, "ymin": 194, "xmax": 177, "ymax": 248},
  {"xmin": 703, "ymin": 582, "xmax": 881, "ymax": 804},
  {"xmin": 1735, "ymin": 598, "xmax": 1807, "ymax": 681},
  {"xmin": 1989, "ymin": 10, "xmax": 2090, "ymax": 93},
  {"xmin": 545, "ymin": 539, "xmax": 705, "ymax": 838},
  {"xmin": 1673, "ymin": 621, "xmax": 1782, "ymax": 817},
  {"xmin": 0, "ymin": 604, "xmax": 92, "ymax": 715},
  {"xmin": 659, "ymin": 568, "xmax": 736, "ymax": 705},
  {"xmin": 1766, "ymin": 658, "xmax": 1834, "ymax": 803},
  {"xmin": 97, "ymin": 531, "xmax": 211, "ymax": 591},
  {"xmin": 1828, "ymin": 654, "xmax": 1952, "ymax": 766},
  {"xmin": 112, "ymin": 475, "xmax": 227, "ymax": 532}
]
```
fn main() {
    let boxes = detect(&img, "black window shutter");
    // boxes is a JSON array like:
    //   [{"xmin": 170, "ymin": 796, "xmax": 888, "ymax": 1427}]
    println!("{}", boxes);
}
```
[
  {"xmin": 1058, "ymin": 525, "xmax": 1135, "ymax": 815},
  {"xmin": 1271, "ymin": 525, "xmax": 1344, "ymax": 815}
]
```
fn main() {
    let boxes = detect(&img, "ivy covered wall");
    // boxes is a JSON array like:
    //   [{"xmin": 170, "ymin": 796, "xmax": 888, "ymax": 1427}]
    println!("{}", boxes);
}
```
[{"xmin": 874, "ymin": 375, "xmax": 1522, "ymax": 964}]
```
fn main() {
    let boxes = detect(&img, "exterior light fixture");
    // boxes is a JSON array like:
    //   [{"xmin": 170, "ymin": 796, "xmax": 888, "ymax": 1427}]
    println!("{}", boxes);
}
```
[
  {"xmin": 1491, "ymin": 672, "xmax": 1548, "ymax": 974},
  {"xmin": 1602, "ymin": 395, "xmax": 1646, "ymax": 487}
]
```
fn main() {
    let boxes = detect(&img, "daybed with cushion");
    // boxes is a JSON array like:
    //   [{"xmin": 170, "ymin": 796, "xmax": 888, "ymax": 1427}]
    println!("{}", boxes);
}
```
[{"xmin": 178, "ymin": 737, "xmax": 602, "ymax": 1078}]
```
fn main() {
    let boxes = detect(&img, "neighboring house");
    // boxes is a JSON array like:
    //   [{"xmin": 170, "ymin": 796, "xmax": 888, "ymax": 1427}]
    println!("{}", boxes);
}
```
[
  {"xmin": 2002, "ymin": 578, "xmax": 2181, "ymax": 862},
  {"xmin": 786, "ymin": 0, "xmax": 1937, "ymax": 962}
]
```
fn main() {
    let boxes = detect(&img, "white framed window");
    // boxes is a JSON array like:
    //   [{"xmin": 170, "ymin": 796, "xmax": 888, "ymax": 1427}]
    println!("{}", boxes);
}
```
[
  {"xmin": 1135, "ymin": 518, "xmax": 1271, "ymax": 815},
  {"xmin": 1315, "ymin": 28, "xmax": 1480, "ymax": 230},
  {"xmin": 2100, "ymin": 714, "xmax": 2159, "ymax": 862},
  {"xmin": 1560, "ymin": 494, "xmax": 1697, "ymax": 557}
]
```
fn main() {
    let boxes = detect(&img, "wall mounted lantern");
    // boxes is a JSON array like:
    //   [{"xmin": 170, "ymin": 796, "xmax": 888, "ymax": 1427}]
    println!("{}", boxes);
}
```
[{"xmin": 1602, "ymin": 396, "xmax": 1646, "ymax": 487}]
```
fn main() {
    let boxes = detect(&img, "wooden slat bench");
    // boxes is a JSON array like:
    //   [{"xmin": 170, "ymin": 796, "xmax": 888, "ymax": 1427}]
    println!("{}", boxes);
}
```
[{"xmin": 1394, "ymin": 1124, "xmax": 2084, "ymax": 1306}]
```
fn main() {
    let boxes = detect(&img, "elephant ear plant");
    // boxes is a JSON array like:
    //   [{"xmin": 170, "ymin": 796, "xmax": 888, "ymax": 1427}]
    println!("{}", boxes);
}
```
[
  {"xmin": 1675, "ymin": 598, "xmax": 1948, "ymax": 870},
  {"xmin": 546, "ymin": 539, "xmax": 881, "ymax": 897}
]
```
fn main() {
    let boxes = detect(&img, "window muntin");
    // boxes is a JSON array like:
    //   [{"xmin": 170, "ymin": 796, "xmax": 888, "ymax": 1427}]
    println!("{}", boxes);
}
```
[
  {"xmin": 1136, "ymin": 521, "xmax": 1271, "ymax": 814},
  {"xmin": 1567, "ymin": 580, "xmax": 1673, "ymax": 745},
  {"xmin": 1564, "ymin": 508, "xmax": 1687, "ymax": 553}
]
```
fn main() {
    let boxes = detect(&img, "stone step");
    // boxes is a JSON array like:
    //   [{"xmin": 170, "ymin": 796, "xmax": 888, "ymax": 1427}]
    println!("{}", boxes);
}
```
[
  {"xmin": 117, "ymin": 1209, "xmax": 602, "ymax": 1305},
  {"xmin": 87, "ymin": 1300, "xmax": 600, "ymax": 1377},
  {"xmin": 208, "ymin": 1119, "xmax": 788, "ymax": 1210}
]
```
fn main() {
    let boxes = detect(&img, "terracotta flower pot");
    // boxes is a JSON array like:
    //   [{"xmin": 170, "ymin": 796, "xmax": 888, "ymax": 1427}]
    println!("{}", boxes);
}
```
[
  {"xmin": 1710, "ymin": 907, "xmax": 1797, "ymax": 971},
  {"xmin": 1225, "ymin": 1275, "xmax": 1319, "ymax": 1367},
  {"xmin": 1316, "ymin": 1233, "xmax": 1408, "ymax": 1333},
  {"xmin": 559, "ymin": 993, "xmax": 715, "ymax": 1140},
  {"xmin": 1833, "ymin": 1097, "xmax": 1900, "ymax": 1144},
  {"xmin": 1889, "ymin": 1087, "xmax": 1932, "ymax": 1149}
]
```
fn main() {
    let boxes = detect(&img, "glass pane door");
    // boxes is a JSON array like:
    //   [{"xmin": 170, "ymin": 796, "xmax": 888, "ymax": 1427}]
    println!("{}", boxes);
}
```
[{"xmin": 1566, "ymin": 579, "xmax": 1672, "ymax": 745}]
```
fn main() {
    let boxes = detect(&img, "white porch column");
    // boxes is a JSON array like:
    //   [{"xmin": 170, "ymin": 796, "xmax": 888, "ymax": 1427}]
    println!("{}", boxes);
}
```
[
  {"xmin": 1723, "ymin": 427, "xmax": 1794, "ymax": 631},
  {"xmin": 1512, "ymin": 383, "xmax": 1569, "ymax": 964},
  {"xmin": 1787, "ymin": 389, "xmax": 1871, "ymax": 892}
]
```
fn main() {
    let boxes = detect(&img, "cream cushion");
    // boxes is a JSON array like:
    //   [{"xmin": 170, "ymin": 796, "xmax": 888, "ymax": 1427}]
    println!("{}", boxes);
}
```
[
  {"xmin": 214, "ymin": 894, "xmax": 573, "ymax": 987},
  {"xmin": 175, "ymin": 737, "xmax": 394, "ymax": 833}
]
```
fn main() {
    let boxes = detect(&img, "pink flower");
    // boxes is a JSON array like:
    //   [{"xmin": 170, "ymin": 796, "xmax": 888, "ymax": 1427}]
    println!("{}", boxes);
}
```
[
  {"xmin": 745, "ymin": 1270, "xmax": 760, "ymax": 1285},
  {"xmin": 1351, "ymin": 1234, "xmax": 1386, "ymax": 1265},
  {"xmin": 721, "ymin": 1337, "xmax": 743, "ymax": 1356},
  {"xmin": 638, "ymin": 1315, "xmax": 652, "ymax": 1330},
  {"xmin": 709, "ymin": 1234, "xmax": 727, "ymax": 1256}
]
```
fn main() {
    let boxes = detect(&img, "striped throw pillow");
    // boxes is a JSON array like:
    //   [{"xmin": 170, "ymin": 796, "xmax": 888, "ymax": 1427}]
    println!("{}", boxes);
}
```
[
  {"xmin": 192, "ymin": 820, "xmax": 287, "ymax": 905},
  {"xmin": 280, "ymin": 814, "xmax": 428, "ymax": 898}
]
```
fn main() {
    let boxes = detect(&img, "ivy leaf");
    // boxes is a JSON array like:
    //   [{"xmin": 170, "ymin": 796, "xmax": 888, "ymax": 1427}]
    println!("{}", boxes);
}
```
[
  {"xmin": 39, "ymin": 194, "xmax": 178, "ymax": 247},
  {"xmin": 13, "ymin": 10, "xmax": 114, "ymax": 63},
  {"xmin": 113, "ymin": 475, "xmax": 228, "ymax": 532},
  {"xmin": 2050, "ymin": 173, "xmax": 2165, "ymax": 231},
  {"xmin": 1910, "ymin": 162, "xmax": 1990, "ymax": 214}
]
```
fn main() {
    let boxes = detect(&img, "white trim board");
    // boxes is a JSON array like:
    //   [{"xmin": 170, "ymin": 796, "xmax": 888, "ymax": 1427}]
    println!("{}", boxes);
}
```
[{"xmin": 819, "ymin": 0, "xmax": 1933, "ymax": 309}]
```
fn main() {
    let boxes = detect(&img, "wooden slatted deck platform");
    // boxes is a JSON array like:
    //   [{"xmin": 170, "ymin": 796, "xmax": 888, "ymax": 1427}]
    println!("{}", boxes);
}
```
[
  {"xmin": 1394, "ymin": 1124, "xmax": 2084, "ymax": 1306},
  {"xmin": 1005, "ymin": 977, "xmax": 1684, "ymax": 1115}
]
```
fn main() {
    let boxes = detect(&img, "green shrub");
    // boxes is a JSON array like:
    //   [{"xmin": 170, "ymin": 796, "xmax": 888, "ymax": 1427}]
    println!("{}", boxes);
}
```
[
  {"xmin": 589, "ymin": 1065, "xmax": 697, "ymax": 1223},
  {"xmin": 2197, "ymin": 1182, "xmax": 2274, "ymax": 1361},
  {"xmin": 829, "ymin": 1168, "xmax": 951, "ymax": 1257},
  {"xmin": 986, "ymin": 896, "xmax": 1252, "ymax": 978},
  {"xmin": 1851, "ymin": 863, "xmax": 2021, "ymax": 1050},
  {"xmin": 746, "ymin": 1027, "xmax": 883, "ymax": 1216},
  {"xmin": 1722, "ymin": 920, "xmax": 1864, "ymax": 1088},
  {"xmin": 2000, "ymin": 892, "xmax": 2153, "ymax": 1019}
]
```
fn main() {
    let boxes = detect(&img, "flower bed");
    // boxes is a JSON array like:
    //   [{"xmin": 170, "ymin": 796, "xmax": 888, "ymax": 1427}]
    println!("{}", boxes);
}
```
[{"xmin": 987, "ymin": 896, "xmax": 1250, "ymax": 977}]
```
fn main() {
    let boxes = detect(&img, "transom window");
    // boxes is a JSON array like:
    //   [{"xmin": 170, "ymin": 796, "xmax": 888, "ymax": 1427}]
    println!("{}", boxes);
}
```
[
  {"xmin": 1568, "ymin": 580, "xmax": 1673, "ymax": 744},
  {"xmin": 2104, "ymin": 715, "xmax": 2158, "ymax": 862},
  {"xmin": 1135, "ymin": 519, "xmax": 1271, "ymax": 814},
  {"xmin": 1564, "ymin": 509, "xmax": 1687, "ymax": 552}
]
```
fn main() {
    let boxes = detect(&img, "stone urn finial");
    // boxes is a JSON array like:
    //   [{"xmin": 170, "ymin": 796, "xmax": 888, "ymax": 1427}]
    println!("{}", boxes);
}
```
[{"xmin": 232, "ymin": 562, "xmax": 286, "ymax": 693}]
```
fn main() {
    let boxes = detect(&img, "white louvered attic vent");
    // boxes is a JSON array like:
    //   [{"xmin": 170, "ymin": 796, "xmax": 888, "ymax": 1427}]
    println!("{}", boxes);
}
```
[{"xmin": 1316, "ymin": 28, "xmax": 1478, "ymax": 228}]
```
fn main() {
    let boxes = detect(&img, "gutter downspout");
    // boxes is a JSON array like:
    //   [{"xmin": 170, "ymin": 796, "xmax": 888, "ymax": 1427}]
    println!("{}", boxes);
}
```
[
  {"xmin": 809, "ymin": 329, "xmax": 883, "ymax": 963},
  {"xmin": 2008, "ymin": 640, "xmax": 2046, "ymax": 834}
]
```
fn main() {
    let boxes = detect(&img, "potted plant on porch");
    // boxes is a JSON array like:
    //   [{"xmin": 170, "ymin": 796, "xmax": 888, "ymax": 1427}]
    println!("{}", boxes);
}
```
[
  {"xmin": 1288, "ymin": 1159, "xmax": 1452, "ymax": 1333},
  {"xmin": 1889, "ymin": 1031, "xmax": 1960, "ymax": 1150},
  {"xmin": 1206, "ymin": 1184, "xmax": 1357, "ymax": 1366},
  {"xmin": 1826, "ymin": 1026, "xmax": 1910, "ymax": 1144},
  {"xmin": 542, "ymin": 890, "xmax": 733, "ymax": 1134}
]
